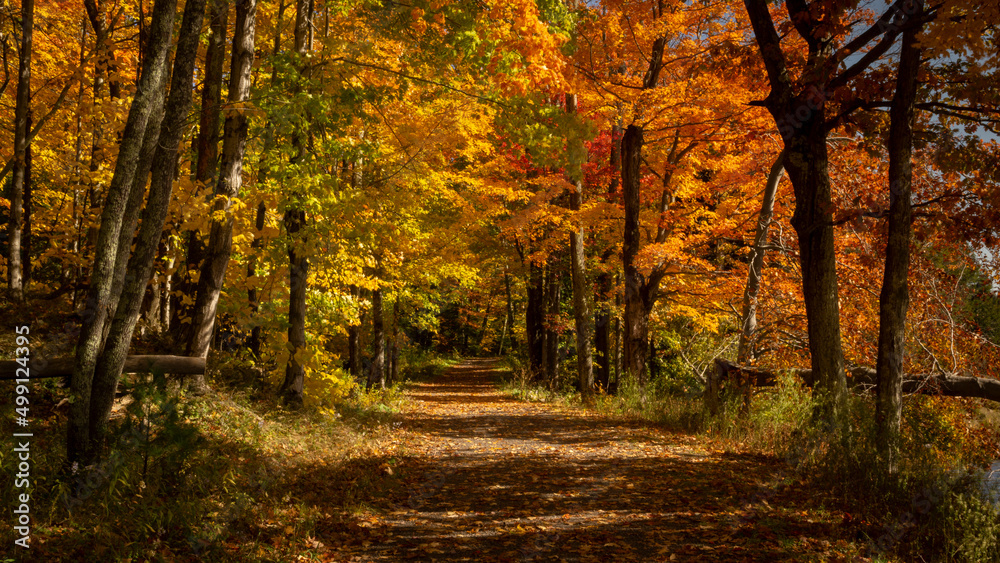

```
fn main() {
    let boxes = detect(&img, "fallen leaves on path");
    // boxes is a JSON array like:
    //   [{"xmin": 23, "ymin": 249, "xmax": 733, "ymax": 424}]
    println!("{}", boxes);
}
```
[{"xmin": 322, "ymin": 359, "xmax": 875, "ymax": 562}]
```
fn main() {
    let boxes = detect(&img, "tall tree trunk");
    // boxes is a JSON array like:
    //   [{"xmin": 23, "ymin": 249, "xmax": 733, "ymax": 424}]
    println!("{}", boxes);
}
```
[
  {"xmin": 527, "ymin": 261, "xmax": 545, "ymax": 378},
  {"xmin": 565, "ymin": 93, "xmax": 594, "ymax": 401},
  {"xmin": 103, "ymin": 74, "xmax": 169, "ymax": 339},
  {"xmin": 160, "ymin": 241, "xmax": 173, "ymax": 330},
  {"xmin": 279, "ymin": 0, "xmax": 311, "ymax": 406},
  {"xmin": 88, "ymin": 0, "xmax": 207, "ymax": 460},
  {"xmin": 247, "ymin": 201, "xmax": 266, "ymax": 361},
  {"xmin": 784, "ymin": 131, "xmax": 847, "ymax": 421},
  {"xmin": 348, "ymin": 286, "xmax": 361, "ymax": 379},
  {"xmin": 390, "ymin": 297, "xmax": 400, "ymax": 385},
  {"xmin": 544, "ymin": 264, "xmax": 561, "ymax": 383},
  {"xmin": 744, "ymin": 0, "xmax": 848, "ymax": 424},
  {"xmin": 171, "ymin": 0, "xmax": 229, "ymax": 338},
  {"xmin": 613, "ymin": 286, "xmax": 622, "ymax": 393},
  {"xmin": 71, "ymin": 17, "xmax": 87, "ymax": 310},
  {"xmin": 195, "ymin": 0, "xmax": 227, "ymax": 184},
  {"xmin": 21, "ymin": 112, "xmax": 32, "ymax": 290},
  {"xmin": 877, "ymin": 12, "xmax": 922, "ymax": 474},
  {"xmin": 594, "ymin": 115, "xmax": 622, "ymax": 392},
  {"xmin": 500, "ymin": 268, "xmax": 514, "ymax": 355},
  {"xmin": 82, "ymin": 0, "xmax": 123, "ymax": 221},
  {"xmin": 622, "ymin": 124, "xmax": 648, "ymax": 386},
  {"xmin": 7, "ymin": 0, "xmax": 31, "ymax": 303},
  {"xmin": 246, "ymin": 1, "xmax": 285, "ymax": 362},
  {"xmin": 68, "ymin": 0, "xmax": 178, "ymax": 466},
  {"xmin": 649, "ymin": 334, "xmax": 658, "ymax": 380},
  {"xmin": 368, "ymin": 286, "xmax": 386, "ymax": 390},
  {"xmin": 738, "ymin": 152, "xmax": 784, "ymax": 364},
  {"xmin": 186, "ymin": 0, "xmax": 257, "ymax": 375}
]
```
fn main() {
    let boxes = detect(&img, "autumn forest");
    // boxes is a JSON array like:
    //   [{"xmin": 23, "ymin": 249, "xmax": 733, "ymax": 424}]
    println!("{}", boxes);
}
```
[{"xmin": 1, "ymin": 0, "xmax": 1000, "ymax": 560}]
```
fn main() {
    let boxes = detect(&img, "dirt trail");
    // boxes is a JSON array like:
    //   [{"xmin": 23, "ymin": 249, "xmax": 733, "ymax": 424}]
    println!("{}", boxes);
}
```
[{"xmin": 338, "ymin": 358, "xmax": 859, "ymax": 562}]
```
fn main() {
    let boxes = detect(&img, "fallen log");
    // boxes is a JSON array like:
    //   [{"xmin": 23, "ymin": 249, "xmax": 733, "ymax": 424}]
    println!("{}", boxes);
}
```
[
  {"xmin": 0, "ymin": 355, "xmax": 206, "ymax": 381},
  {"xmin": 705, "ymin": 358, "xmax": 1000, "ymax": 415}
]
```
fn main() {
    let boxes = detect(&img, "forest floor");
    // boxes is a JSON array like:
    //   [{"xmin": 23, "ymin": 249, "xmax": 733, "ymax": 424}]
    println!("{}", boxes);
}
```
[{"xmin": 333, "ymin": 358, "xmax": 874, "ymax": 562}]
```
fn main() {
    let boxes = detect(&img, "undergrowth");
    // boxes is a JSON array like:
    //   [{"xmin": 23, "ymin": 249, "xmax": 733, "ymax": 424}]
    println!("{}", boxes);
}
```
[
  {"xmin": 0, "ymin": 347, "xmax": 455, "ymax": 562},
  {"xmin": 495, "ymin": 353, "xmax": 1000, "ymax": 562}
]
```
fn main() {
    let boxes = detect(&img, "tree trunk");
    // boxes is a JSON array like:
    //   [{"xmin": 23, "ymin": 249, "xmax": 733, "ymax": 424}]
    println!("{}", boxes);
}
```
[
  {"xmin": 527, "ymin": 261, "xmax": 545, "ymax": 378},
  {"xmin": 82, "ymin": 0, "xmax": 122, "ymax": 213},
  {"xmin": 68, "ymin": 0, "xmax": 178, "ymax": 466},
  {"xmin": 348, "ymin": 285, "xmax": 361, "ymax": 378},
  {"xmin": 784, "ymin": 127, "xmax": 847, "ymax": 422},
  {"xmin": 21, "ymin": 112, "xmax": 32, "ymax": 290},
  {"xmin": 565, "ymin": 93, "xmax": 594, "ymax": 401},
  {"xmin": 706, "ymin": 359, "xmax": 1000, "ymax": 409},
  {"xmin": 613, "ymin": 285, "xmax": 623, "ymax": 393},
  {"xmin": 171, "ymin": 0, "xmax": 228, "ymax": 337},
  {"xmin": 621, "ymin": 124, "xmax": 649, "ymax": 386},
  {"xmin": 246, "ymin": 2, "xmax": 286, "ymax": 363},
  {"xmin": 7, "ymin": 0, "xmax": 31, "ymax": 302},
  {"xmin": 89, "ymin": 0, "xmax": 207, "ymax": 460},
  {"xmin": 544, "ymin": 264, "xmax": 561, "ymax": 383},
  {"xmin": 103, "ymin": 74, "xmax": 169, "ymax": 337},
  {"xmin": 738, "ymin": 151, "xmax": 784, "ymax": 364},
  {"xmin": 877, "ymin": 12, "xmax": 922, "ymax": 474},
  {"xmin": 501, "ymin": 268, "xmax": 514, "ymax": 354},
  {"xmin": 595, "ymin": 112, "xmax": 622, "ymax": 392},
  {"xmin": 743, "ymin": 0, "xmax": 849, "ymax": 425},
  {"xmin": 186, "ymin": 0, "xmax": 257, "ymax": 372},
  {"xmin": 83, "ymin": 0, "xmax": 122, "ymax": 100},
  {"xmin": 390, "ymin": 297, "xmax": 400, "ymax": 385},
  {"xmin": 248, "ymin": 201, "xmax": 266, "ymax": 361},
  {"xmin": 281, "ymin": 207, "xmax": 308, "ymax": 403},
  {"xmin": 195, "ymin": 0, "xmax": 228, "ymax": 184},
  {"xmin": 279, "ymin": 0, "xmax": 311, "ymax": 406},
  {"xmin": 368, "ymin": 286, "xmax": 386, "ymax": 390},
  {"xmin": 160, "ymin": 242, "xmax": 173, "ymax": 330},
  {"xmin": 2, "ymin": 355, "xmax": 205, "ymax": 380}
]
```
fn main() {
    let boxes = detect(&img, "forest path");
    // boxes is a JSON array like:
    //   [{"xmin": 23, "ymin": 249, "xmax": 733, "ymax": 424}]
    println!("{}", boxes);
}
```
[{"xmin": 336, "ymin": 358, "xmax": 862, "ymax": 562}]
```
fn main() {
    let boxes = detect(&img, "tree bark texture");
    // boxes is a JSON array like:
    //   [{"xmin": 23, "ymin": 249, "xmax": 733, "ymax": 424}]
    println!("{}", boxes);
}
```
[
  {"xmin": 1, "ymin": 355, "xmax": 205, "ymax": 380},
  {"xmin": 279, "ymin": 0, "xmax": 312, "ymax": 406},
  {"xmin": 743, "ymin": 0, "xmax": 847, "ymax": 423},
  {"xmin": 348, "ymin": 286, "xmax": 361, "ymax": 378},
  {"xmin": 21, "ymin": 112, "xmax": 32, "ymax": 290},
  {"xmin": 527, "ymin": 261, "xmax": 545, "ymax": 378},
  {"xmin": 738, "ymin": 152, "xmax": 784, "ymax": 364},
  {"xmin": 171, "ymin": 0, "xmax": 229, "ymax": 337},
  {"xmin": 368, "ymin": 286, "xmax": 386, "ymax": 390},
  {"xmin": 595, "ymin": 116, "xmax": 622, "ymax": 392},
  {"xmin": 187, "ymin": 0, "xmax": 257, "ymax": 364},
  {"xmin": 877, "ymin": 10, "xmax": 922, "ymax": 474},
  {"xmin": 621, "ymin": 124, "xmax": 649, "ymax": 386},
  {"xmin": 195, "ymin": 0, "xmax": 228, "ymax": 184},
  {"xmin": 7, "ymin": 0, "xmax": 31, "ymax": 302},
  {"xmin": 68, "ymin": 0, "xmax": 177, "ymax": 466},
  {"xmin": 89, "ymin": 0, "xmax": 207, "ymax": 459},
  {"xmin": 565, "ymin": 93, "xmax": 594, "ymax": 399},
  {"xmin": 544, "ymin": 264, "xmax": 561, "ymax": 383},
  {"xmin": 248, "ymin": 200, "xmax": 266, "ymax": 361}
]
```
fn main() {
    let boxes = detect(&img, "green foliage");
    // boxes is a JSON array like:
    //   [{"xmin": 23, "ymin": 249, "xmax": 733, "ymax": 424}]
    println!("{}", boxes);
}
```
[
  {"xmin": 705, "ymin": 369, "xmax": 815, "ymax": 455},
  {"xmin": 399, "ymin": 347, "xmax": 460, "ymax": 382},
  {"xmin": 922, "ymin": 481, "xmax": 1000, "ymax": 563}
]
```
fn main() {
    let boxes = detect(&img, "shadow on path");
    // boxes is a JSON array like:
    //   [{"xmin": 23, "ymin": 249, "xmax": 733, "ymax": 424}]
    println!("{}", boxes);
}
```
[{"xmin": 331, "ymin": 358, "xmax": 859, "ymax": 562}]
